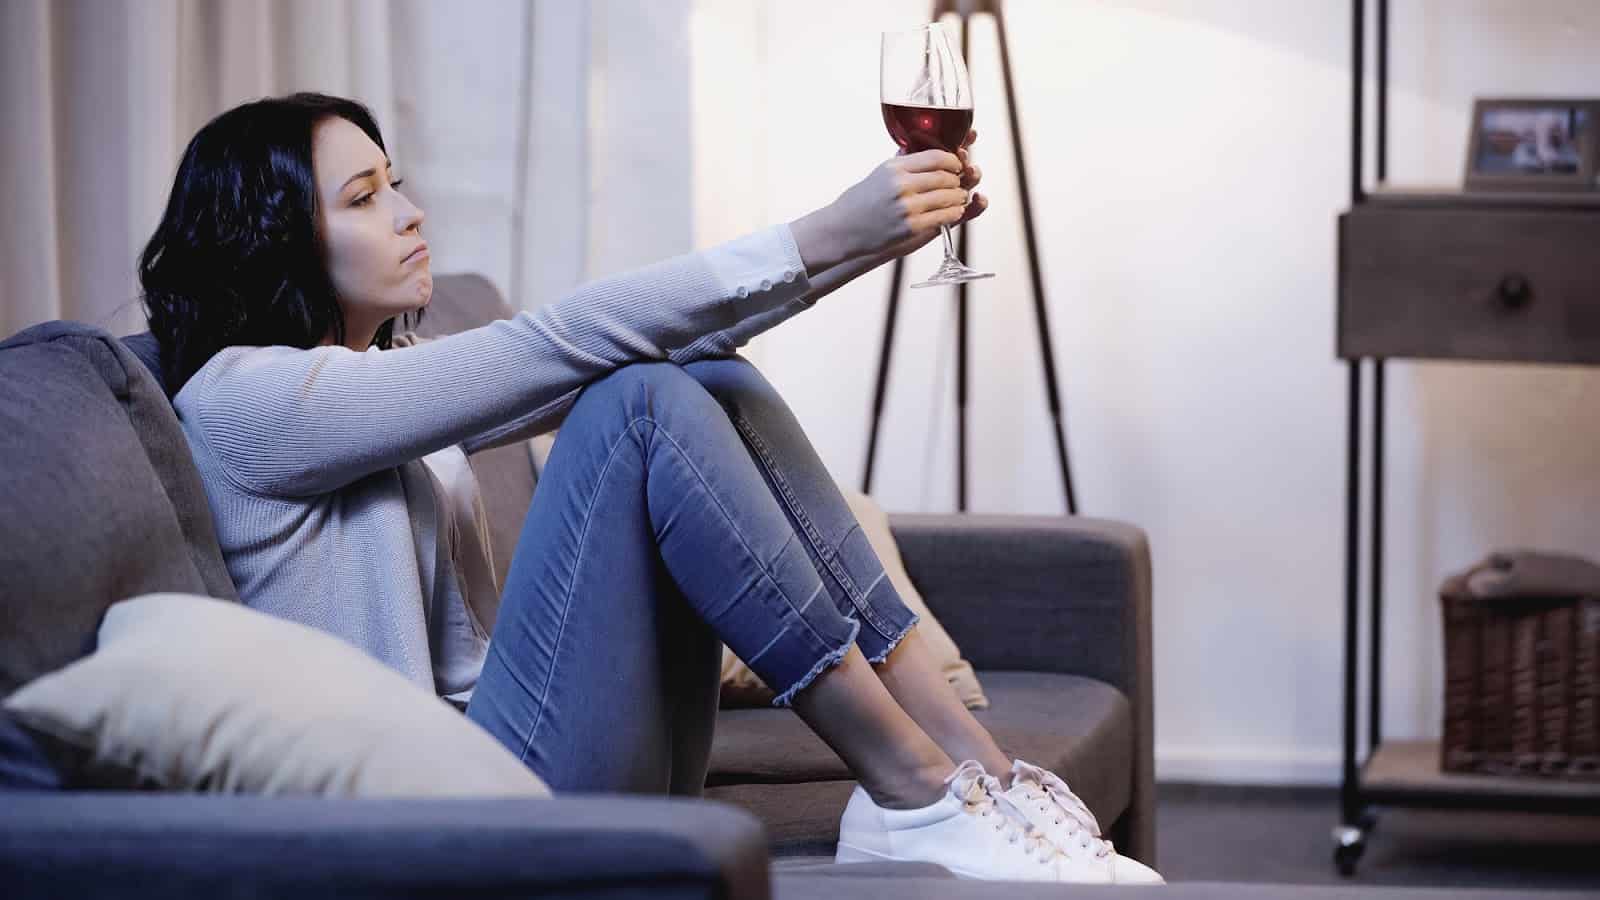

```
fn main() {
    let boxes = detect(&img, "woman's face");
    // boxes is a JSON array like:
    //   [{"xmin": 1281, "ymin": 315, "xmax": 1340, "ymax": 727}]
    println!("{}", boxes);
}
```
[{"xmin": 312, "ymin": 116, "xmax": 430, "ymax": 346}]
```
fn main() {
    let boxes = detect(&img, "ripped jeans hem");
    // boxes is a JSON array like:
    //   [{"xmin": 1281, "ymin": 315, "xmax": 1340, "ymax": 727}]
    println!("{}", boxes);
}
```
[
  {"xmin": 865, "ymin": 613, "xmax": 921, "ymax": 665},
  {"xmin": 770, "ymin": 617, "xmax": 863, "ymax": 708}
]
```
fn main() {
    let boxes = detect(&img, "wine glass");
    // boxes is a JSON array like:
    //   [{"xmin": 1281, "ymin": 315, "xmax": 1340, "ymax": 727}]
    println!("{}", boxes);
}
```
[{"xmin": 881, "ymin": 22, "xmax": 993, "ymax": 288}]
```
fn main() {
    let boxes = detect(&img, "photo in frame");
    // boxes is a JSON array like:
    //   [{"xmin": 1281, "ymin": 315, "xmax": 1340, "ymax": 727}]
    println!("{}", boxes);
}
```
[{"xmin": 1464, "ymin": 98, "xmax": 1600, "ymax": 193}]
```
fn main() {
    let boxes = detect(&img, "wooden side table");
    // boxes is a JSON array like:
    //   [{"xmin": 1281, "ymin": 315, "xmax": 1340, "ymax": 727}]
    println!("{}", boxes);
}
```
[{"xmin": 1334, "ymin": 188, "xmax": 1600, "ymax": 874}]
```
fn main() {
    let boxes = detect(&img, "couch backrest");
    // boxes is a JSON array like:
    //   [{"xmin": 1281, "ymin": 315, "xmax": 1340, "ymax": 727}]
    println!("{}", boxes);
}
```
[{"xmin": 0, "ymin": 322, "xmax": 238, "ymax": 698}]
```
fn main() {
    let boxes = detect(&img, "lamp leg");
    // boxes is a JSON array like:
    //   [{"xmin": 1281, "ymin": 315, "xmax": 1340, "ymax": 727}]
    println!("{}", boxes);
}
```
[
  {"xmin": 862, "ymin": 256, "xmax": 905, "ymax": 495},
  {"xmin": 956, "ymin": 12, "xmax": 972, "ymax": 512},
  {"xmin": 994, "ymin": 4, "xmax": 1077, "ymax": 514}
]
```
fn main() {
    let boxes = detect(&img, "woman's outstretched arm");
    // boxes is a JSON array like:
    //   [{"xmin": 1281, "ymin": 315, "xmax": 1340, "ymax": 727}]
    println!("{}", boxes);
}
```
[
  {"xmin": 177, "ymin": 151, "xmax": 971, "ymax": 497},
  {"xmin": 465, "ymin": 145, "xmax": 986, "ymax": 453}
]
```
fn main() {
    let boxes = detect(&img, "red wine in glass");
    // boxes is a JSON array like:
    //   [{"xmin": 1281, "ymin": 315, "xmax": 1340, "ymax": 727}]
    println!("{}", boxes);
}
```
[
  {"xmin": 880, "ymin": 102, "xmax": 974, "ymax": 153},
  {"xmin": 881, "ymin": 23, "xmax": 991, "ymax": 286}
]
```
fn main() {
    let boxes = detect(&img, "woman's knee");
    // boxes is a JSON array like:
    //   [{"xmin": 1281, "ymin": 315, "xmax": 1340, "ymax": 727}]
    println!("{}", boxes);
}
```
[
  {"xmin": 681, "ymin": 354, "xmax": 783, "ymax": 419},
  {"xmin": 579, "ymin": 360, "xmax": 720, "ymax": 421},
  {"xmin": 593, "ymin": 360, "xmax": 700, "ymax": 396}
]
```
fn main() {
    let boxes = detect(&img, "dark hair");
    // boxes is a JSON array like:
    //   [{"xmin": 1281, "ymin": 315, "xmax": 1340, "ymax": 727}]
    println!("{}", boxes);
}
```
[{"xmin": 139, "ymin": 91, "xmax": 422, "ymax": 394}]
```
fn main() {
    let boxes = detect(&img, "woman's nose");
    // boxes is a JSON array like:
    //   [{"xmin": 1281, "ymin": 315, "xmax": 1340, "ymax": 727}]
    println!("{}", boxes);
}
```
[{"xmin": 397, "ymin": 197, "xmax": 424, "ymax": 233}]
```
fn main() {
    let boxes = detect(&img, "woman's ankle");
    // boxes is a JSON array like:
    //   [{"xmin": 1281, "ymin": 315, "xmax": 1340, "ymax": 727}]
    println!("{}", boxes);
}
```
[
  {"xmin": 859, "ymin": 761, "xmax": 953, "ymax": 810},
  {"xmin": 922, "ymin": 731, "xmax": 1012, "ymax": 787}
]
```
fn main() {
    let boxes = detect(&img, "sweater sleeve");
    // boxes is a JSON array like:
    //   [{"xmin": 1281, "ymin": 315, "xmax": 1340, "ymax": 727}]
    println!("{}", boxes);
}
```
[
  {"xmin": 178, "ymin": 225, "xmax": 812, "ymax": 497},
  {"xmin": 457, "ymin": 225, "xmax": 820, "ymax": 454}
]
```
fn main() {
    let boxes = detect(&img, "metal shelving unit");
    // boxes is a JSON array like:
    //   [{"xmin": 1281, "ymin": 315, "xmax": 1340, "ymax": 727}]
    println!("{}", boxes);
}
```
[{"xmin": 1334, "ymin": 0, "xmax": 1600, "ymax": 876}]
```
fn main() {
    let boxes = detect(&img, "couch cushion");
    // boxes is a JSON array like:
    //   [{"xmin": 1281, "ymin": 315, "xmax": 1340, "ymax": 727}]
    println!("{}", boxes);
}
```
[
  {"xmin": 706, "ymin": 672, "xmax": 1132, "ymax": 854},
  {"xmin": 0, "ymin": 323, "xmax": 237, "ymax": 698},
  {"xmin": 5, "ymin": 592, "xmax": 550, "ymax": 797},
  {"xmin": 0, "ymin": 709, "xmax": 63, "ymax": 790},
  {"xmin": 120, "ymin": 330, "xmax": 165, "ymax": 393}
]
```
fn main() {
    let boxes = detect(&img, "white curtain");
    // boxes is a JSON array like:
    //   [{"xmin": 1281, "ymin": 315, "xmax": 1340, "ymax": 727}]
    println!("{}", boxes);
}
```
[{"xmin": 0, "ymin": 0, "xmax": 691, "ymax": 339}]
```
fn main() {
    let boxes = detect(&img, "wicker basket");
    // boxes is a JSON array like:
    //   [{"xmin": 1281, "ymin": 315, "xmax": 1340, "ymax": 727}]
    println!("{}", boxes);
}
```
[{"xmin": 1440, "ymin": 574, "xmax": 1600, "ymax": 778}]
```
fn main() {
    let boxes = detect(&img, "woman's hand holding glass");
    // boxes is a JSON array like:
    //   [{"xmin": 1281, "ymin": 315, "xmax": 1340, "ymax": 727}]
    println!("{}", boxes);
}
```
[
  {"xmin": 881, "ymin": 128, "xmax": 986, "ymax": 260},
  {"xmin": 789, "ymin": 130, "xmax": 986, "ymax": 277}
]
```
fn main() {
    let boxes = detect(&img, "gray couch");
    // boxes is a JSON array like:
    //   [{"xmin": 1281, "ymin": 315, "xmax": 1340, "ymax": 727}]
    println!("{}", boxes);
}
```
[{"xmin": 0, "ymin": 273, "xmax": 1154, "ymax": 898}]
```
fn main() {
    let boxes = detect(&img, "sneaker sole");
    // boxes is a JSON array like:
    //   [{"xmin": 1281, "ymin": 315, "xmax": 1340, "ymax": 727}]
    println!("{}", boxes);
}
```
[{"xmin": 834, "ymin": 842, "xmax": 995, "ymax": 880}]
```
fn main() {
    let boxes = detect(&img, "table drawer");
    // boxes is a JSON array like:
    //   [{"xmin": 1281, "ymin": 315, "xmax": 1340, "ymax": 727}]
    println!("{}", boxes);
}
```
[{"xmin": 1338, "ymin": 207, "xmax": 1600, "ymax": 363}]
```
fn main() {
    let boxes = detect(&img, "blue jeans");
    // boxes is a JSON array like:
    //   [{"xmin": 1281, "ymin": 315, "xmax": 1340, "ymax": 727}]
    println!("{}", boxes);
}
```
[{"xmin": 466, "ymin": 356, "xmax": 919, "ymax": 795}]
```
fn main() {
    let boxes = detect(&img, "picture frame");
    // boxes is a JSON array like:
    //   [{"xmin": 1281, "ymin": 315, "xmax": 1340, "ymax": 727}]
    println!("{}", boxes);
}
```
[{"xmin": 1464, "ymin": 98, "xmax": 1600, "ymax": 193}]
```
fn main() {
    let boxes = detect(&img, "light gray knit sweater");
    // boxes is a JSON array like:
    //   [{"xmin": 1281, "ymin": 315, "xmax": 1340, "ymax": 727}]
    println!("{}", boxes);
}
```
[{"xmin": 173, "ymin": 225, "xmax": 813, "ymax": 704}]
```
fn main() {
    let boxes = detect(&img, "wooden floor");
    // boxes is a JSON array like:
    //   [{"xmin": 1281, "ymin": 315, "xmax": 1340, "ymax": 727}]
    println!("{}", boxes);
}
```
[{"xmin": 1155, "ymin": 782, "xmax": 1600, "ymax": 890}]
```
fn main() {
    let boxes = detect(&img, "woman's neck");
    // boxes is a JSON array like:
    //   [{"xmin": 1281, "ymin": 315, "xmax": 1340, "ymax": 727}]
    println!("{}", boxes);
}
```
[{"xmin": 321, "ymin": 314, "xmax": 386, "ymax": 352}]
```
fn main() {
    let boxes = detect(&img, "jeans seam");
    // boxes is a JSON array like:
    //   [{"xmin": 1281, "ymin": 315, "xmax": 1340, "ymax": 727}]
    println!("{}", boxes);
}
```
[
  {"xmin": 512, "ymin": 420, "xmax": 642, "ymax": 766},
  {"xmin": 865, "ymin": 612, "xmax": 922, "ymax": 665},
  {"xmin": 638, "ymin": 416, "xmax": 842, "ymax": 655},
  {"xmin": 730, "ymin": 412, "xmax": 901, "ymax": 639}
]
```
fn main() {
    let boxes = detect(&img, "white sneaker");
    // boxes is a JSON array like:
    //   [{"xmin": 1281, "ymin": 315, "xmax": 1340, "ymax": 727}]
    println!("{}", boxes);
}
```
[
  {"xmin": 835, "ymin": 760, "xmax": 1069, "ymax": 880},
  {"xmin": 1000, "ymin": 758, "xmax": 1166, "ymax": 885}
]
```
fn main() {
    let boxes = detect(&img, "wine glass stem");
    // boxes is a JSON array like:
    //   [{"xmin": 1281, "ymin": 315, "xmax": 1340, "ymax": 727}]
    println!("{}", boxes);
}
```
[{"xmin": 940, "ymin": 224, "xmax": 958, "ymax": 263}]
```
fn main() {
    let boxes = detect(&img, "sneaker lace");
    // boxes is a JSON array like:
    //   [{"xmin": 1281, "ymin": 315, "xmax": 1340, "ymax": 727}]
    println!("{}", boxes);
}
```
[
  {"xmin": 1013, "ymin": 762, "xmax": 1111, "ymax": 859},
  {"xmin": 948, "ymin": 764, "xmax": 1059, "ymax": 865}
]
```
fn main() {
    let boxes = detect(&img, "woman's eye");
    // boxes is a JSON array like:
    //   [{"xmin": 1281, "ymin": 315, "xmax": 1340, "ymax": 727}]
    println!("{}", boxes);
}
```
[{"xmin": 353, "ymin": 178, "xmax": 404, "ymax": 207}]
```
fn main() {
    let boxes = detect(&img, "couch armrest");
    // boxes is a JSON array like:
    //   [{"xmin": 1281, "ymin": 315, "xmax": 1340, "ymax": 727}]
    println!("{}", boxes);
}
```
[
  {"xmin": 888, "ymin": 514, "xmax": 1150, "ymax": 692},
  {"xmin": 0, "ymin": 792, "xmax": 769, "ymax": 900},
  {"xmin": 888, "ymin": 512, "xmax": 1155, "ymax": 865}
]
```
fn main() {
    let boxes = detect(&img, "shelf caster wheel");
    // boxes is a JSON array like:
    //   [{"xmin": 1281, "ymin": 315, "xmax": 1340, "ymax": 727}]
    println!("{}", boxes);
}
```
[{"xmin": 1332, "ymin": 825, "xmax": 1366, "ymax": 877}]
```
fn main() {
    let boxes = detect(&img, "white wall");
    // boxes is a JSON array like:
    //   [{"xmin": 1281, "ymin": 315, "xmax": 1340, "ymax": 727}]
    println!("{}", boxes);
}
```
[{"xmin": 691, "ymin": 0, "xmax": 1600, "ymax": 784}]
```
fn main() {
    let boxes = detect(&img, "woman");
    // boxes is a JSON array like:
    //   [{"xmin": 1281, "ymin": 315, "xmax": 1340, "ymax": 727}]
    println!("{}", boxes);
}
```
[{"xmin": 139, "ymin": 92, "xmax": 1160, "ymax": 885}]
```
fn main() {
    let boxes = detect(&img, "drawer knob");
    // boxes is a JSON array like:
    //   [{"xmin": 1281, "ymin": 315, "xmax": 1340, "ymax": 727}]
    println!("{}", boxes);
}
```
[{"xmin": 1497, "ymin": 273, "xmax": 1532, "ymax": 310}]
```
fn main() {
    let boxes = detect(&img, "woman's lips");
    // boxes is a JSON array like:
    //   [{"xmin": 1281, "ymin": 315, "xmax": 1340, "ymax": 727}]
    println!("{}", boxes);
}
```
[{"xmin": 402, "ymin": 243, "xmax": 430, "ymax": 264}]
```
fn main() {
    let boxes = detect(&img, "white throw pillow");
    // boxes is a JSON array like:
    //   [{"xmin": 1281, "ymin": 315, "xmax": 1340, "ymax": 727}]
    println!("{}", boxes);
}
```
[{"xmin": 4, "ymin": 593, "xmax": 549, "ymax": 797}]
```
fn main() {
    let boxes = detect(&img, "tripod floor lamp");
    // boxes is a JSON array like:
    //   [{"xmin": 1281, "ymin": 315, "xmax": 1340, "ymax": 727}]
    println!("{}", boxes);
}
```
[{"xmin": 860, "ymin": 0, "xmax": 1079, "ymax": 515}]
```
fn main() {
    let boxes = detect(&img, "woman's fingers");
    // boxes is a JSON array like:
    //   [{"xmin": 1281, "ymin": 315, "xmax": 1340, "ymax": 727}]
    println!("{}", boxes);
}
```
[
  {"xmin": 906, "ymin": 187, "xmax": 971, "ymax": 217},
  {"xmin": 897, "ymin": 148, "xmax": 963, "ymax": 174},
  {"xmin": 963, "ymin": 128, "xmax": 978, "ymax": 149},
  {"xmin": 908, "ymin": 204, "xmax": 968, "ymax": 234},
  {"xmin": 903, "ymin": 169, "xmax": 963, "ymax": 194},
  {"xmin": 960, "ymin": 162, "xmax": 982, "ymax": 190},
  {"xmin": 957, "ymin": 191, "xmax": 988, "ymax": 224},
  {"xmin": 910, "ymin": 192, "xmax": 987, "ymax": 236}
]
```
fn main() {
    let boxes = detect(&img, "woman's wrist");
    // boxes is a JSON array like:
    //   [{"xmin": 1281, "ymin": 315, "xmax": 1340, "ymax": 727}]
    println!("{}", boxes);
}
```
[{"xmin": 788, "ymin": 204, "xmax": 860, "ymax": 277}]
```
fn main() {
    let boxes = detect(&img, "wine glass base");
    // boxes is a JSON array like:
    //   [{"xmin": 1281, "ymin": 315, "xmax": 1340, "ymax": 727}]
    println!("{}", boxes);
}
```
[{"xmin": 911, "ymin": 260, "xmax": 995, "ymax": 288}]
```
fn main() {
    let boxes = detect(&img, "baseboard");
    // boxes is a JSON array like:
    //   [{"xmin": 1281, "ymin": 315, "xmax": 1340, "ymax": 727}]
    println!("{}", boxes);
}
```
[{"xmin": 1156, "ymin": 745, "xmax": 1342, "ymax": 787}]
